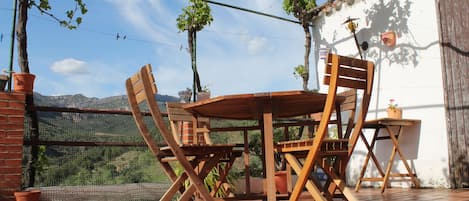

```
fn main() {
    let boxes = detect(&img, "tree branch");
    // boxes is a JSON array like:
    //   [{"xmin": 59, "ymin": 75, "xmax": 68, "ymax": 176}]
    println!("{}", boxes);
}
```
[{"xmin": 30, "ymin": 3, "xmax": 67, "ymax": 27}]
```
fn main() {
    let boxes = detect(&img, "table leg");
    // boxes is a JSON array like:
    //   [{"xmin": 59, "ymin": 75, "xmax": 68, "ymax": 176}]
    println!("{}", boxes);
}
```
[
  {"xmin": 381, "ymin": 143, "xmax": 397, "ymax": 193},
  {"xmin": 243, "ymin": 130, "xmax": 251, "ymax": 194},
  {"xmin": 355, "ymin": 129, "xmax": 385, "ymax": 191},
  {"xmin": 386, "ymin": 126, "xmax": 420, "ymax": 188},
  {"xmin": 263, "ymin": 111, "xmax": 276, "ymax": 201}
]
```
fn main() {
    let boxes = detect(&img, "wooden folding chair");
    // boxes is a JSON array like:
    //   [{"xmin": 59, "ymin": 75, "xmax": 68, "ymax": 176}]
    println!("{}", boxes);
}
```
[
  {"xmin": 276, "ymin": 53, "xmax": 375, "ymax": 201},
  {"xmin": 126, "ymin": 64, "xmax": 237, "ymax": 201},
  {"xmin": 166, "ymin": 102, "xmax": 243, "ymax": 196}
]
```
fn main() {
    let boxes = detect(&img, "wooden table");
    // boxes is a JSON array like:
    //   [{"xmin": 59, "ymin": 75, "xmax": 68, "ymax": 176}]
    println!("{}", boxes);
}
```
[
  {"xmin": 355, "ymin": 118, "xmax": 421, "ymax": 193},
  {"xmin": 183, "ymin": 90, "xmax": 344, "ymax": 201}
]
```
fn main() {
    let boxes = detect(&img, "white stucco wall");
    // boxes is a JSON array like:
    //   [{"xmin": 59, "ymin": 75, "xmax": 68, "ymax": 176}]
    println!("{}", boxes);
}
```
[{"xmin": 312, "ymin": 0, "xmax": 450, "ymax": 188}]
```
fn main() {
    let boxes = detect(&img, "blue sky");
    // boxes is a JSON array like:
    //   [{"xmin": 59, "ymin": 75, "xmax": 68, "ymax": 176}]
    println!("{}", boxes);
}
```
[{"xmin": 0, "ymin": 0, "xmax": 327, "ymax": 98}]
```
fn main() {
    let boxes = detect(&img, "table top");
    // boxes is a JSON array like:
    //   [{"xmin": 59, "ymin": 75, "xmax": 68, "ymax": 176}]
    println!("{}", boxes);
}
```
[
  {"xmin": 183, "ymin": 90, "xmax": 345, "ymax": 120},
  {"xmin": 364, "ymin": 118, "xmax": 421, "ymax": 128}
]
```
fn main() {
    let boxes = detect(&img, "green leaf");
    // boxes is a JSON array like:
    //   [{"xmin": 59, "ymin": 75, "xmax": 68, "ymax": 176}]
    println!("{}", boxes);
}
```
[
  {"xmin": 39, "ymin": 0, "xmax": 51, "ymax": 10},
  {"xmin": 76, "ymin": 17, "xmax": 82, "ymax": 25},
  {"xmin": 176, "ymin": 0, "xmax": 213, "ymax": 32},
  {"xmin": 66, "ymin": 10, "xmax": 74, "ymax": 19},
  {"xmin": 59, "ymin": 20, "xmax": 68, "ymax": 27}
]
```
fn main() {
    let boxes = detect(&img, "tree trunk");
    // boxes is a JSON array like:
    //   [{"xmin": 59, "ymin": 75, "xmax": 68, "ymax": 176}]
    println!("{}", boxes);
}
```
[
  {"xmin": 17, "ymin": 0, "xmax": 29, "ymax": 73},
  {"xmin": 302, "ymin": 22, "xmax": 311, "ymax": 91},
  {"xmin": 188, "ymin": 30, "xmax": 202, "ymax": 102},
  {"xmin": 25, "ymin": 95, "xmax": 39, "ymax": 187},
  {"xmin": 192, "ymin": 31, "xmax": 202, "ymax": 93},
  {"xmin": 188, "ymin": 31, "xmax": 196, "ymax": 101}
]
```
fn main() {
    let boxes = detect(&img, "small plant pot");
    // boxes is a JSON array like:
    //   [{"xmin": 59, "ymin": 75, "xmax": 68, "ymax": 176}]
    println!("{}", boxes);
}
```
[
  {"xmin": 196, "ymin": 91, "xmax": 211, "ymax": 102},
  {"xmin": 387, "ymin": 108, "xmax": 402, "ymax": 119},
  {"xmin": 13, "ymin": 73, "xmax": 35, "ymax": 94},
  {"xmin": 14, "ymin": 190, "xmax": 41, "ymax": 201}
]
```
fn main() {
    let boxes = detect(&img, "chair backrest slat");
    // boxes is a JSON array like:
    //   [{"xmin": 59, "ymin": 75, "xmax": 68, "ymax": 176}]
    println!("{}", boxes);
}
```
[
  {"xmin": 326, "ymin": 54, "xmax": 369, "ymax": 69},
  {"xmin": 323, "ymin": 76, "xmax": 366, "ymax": 89},
  {"xmin": 325, "ymin": 64, "xmax": 368, "ymax": 80}
]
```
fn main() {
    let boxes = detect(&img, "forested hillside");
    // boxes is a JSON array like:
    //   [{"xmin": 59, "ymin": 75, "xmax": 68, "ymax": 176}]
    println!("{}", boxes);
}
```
[
  {"xmin": 32, "ymin": 93, "xmax": 178, "ymax": 186},
  {"xmin": 30, "ymin": 93, "xmax": 262, "ymax": 187}
]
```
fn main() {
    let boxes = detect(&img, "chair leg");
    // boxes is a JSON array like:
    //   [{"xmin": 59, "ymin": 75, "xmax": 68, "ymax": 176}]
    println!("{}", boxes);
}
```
[
  {"xmin": 179, "ymin": 153, "xmax": 226, "ymax": 201},
  {"xmin": 321, "ymin": 163, "xmax": 359, "ymax": 201},
  {"xmin": 211, "ymin": 156, "xmax": 236, "ymax": 197},
  {"xmin": 161, "ymin": 173, "xmax": 189, "ymax": 201},
  {"xmin": 284, "ymin": 154, "xmax": 328, "ymax": 201}
]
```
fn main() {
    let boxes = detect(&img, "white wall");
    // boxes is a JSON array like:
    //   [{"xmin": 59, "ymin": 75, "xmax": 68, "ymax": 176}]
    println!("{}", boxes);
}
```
[{"xmin": 312, "ymin": 0, "xmax": 450, "ymax": 188}]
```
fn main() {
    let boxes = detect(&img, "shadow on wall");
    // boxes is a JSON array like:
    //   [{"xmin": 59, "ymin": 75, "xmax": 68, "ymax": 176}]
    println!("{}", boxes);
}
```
[
  {"xmin": 314, "ymin": 0, "xmax": 440, "ymax": 68},
  {"xmin": 362, "ymin": 0, "xmax": 418, "ymax": 67}
]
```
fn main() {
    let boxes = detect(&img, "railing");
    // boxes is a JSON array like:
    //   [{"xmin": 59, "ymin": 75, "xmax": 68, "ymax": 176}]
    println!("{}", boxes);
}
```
[
  {"xmin": 26, "ymin": 106, "xmax": 150, "ymax": 147},
  {"xmin": 24, "ymin": 105, "xmax": 259, "ymax": 198},
  {"xmin": 24, "ymin": 105, "xmax": 308, "ymax": 200}
]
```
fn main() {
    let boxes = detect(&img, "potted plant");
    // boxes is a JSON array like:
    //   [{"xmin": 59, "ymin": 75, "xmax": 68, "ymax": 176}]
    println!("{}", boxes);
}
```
[
  {"xmin": 196, "ymin": 85, "xmax": 211, "ymax": 101},
  {"xmin": 274, "ymin": 138, "xmax": 288, "ymax": 194},
  {"xmin": 14, "ymin": 0, "xmax": 87, "ymax": 94},
  {"xmin": 177, "ymin": 0, "xmax": 213, "ymax": 102},
  {"xmin": 178, "ymin": 87, "xmax": 192, "ymax": 103},
  {"xmin": 387, "ymin": 99, "xmax": 402, "ymax": 119},
  {"xmin": 14, "ymin": 145, "xmax": 47, "ymax": 201},
  {"xmin": 293, "ymin": 64, "xmax": 308, "ymax": 89},
  {"xmin": 12, "ymin": 72, "xmax": 36, "ymax": 94},
  {"xmin": 274, "ymin": 170, "xmax": 288, "ymax": 194},
  {"xmin": 14, "ymin": 189, "xmax": 41, "ymax": 201}
]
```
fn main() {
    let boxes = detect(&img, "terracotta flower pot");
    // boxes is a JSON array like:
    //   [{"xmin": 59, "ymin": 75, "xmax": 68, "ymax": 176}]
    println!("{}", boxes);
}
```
[
  {"xmin": 13, "ymin": 73, "xmax": 35, "ymax": 94},
  {"xmin": 14, "ymin": 190, "xmax": 40, "ymax": 201},
  {"xmin": 275, "ymin": 171, "xmax": 288, "ymax": 194}
]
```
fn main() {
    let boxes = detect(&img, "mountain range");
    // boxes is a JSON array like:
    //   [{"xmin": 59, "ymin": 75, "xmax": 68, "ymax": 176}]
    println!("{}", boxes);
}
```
[{"xmin": 33, "ymin": 93, "xmax": 179, "ymax": 109}]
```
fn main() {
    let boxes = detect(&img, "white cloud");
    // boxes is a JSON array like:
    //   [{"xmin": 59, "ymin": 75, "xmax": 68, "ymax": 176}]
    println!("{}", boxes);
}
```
[
  {"xmin": 247, "ymin": 37, "xmax": 268, "ymax": 55},
  {"xmin": 50, "ymin": 58, "xmax": 89, "ymax": 75},
  {"xmin": 40, "ymin": 61, "xmax": 130, "ymax": 98}
]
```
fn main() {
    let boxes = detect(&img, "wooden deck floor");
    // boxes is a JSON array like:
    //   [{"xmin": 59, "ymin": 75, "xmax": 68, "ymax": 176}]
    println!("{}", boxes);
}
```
[
  {"xmin": 343, "ymin": 188, "xmax": 469, "ymax": 201},
  {"xmin": 38, "ymin": 185, "xmax": 469, "ymax": 201},
  {"xmin": 233, "ymin": 188, "xmax": 469, "ymax": 201}
]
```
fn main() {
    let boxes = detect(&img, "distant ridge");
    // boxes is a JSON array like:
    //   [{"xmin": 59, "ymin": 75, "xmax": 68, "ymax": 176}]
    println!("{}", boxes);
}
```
[{"xmin": 33, "ymin": 92, "xmax": 179, "ymax": 109}]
